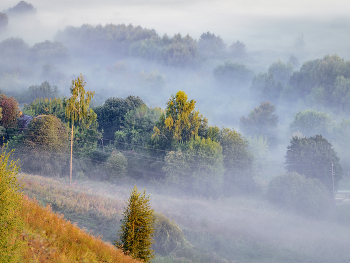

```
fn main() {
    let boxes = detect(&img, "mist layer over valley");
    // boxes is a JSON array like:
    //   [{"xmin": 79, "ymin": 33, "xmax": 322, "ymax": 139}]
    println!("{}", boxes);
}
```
[{"xmin": 1, "ymin": 0, "xmax": 350, "ymax": 262}]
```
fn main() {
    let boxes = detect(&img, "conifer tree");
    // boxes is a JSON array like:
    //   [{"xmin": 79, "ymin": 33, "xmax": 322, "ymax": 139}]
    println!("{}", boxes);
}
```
[
  {"xmin": 116, "ymin": 185, "xmax": 155, "ymax": 262},
  {"xmin": 0, "ymin": 146, "xmax": 23, "ymax": 261}
]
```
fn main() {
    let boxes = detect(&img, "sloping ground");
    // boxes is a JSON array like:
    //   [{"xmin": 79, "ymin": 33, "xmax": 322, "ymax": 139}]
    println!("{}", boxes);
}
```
[
  {"xmin": 18, "ymin": 194, "xmax": 140, "ymax": 262},
  {"xmin": 20, "ymin": 174, "xmax": 350, "ymax": 263}
]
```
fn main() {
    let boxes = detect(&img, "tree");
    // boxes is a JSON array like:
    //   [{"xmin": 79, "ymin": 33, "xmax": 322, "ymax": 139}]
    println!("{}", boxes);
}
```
[
  {"xmin": 213, "ymin": 60, "xmax": 253, "ymax": 86},
  {"xmin": 153, "ymin": 212, "xmax": 187, "ymax": 256},
  {"xmin": 94, "ymin": 96, "xmax": 144, "ymax": 141},
  {"xmin": 107, "ymin": 151, "xmax": 128, "ymax": 179},
  {"xmin": 64, "ymin": 74, "xmax": 95, "ymax": 184},
  {"xmin": 152, "ymin": 90, "xmax": 207, "ymax": 149},
  {"xmin": 0, "ymin": 95, "xmax": 20, "ymax": 129},
  {"xmin": 267, "ymin": 172, "xmax": 334, "ymax": 219},
  {"xmin": 115, "ymin": 105, "xmax": 162, "ymax": 148},
  {"xmin": 285, "ymin": 135, "xmax": 342, "ymax": 192},
  {"xmin": 217, "ymin": 128, "xmax": 254, "ymax": 193},
  {"xmin": 7, "ymin": 1, "xmax": 36, "ymax": 14},
  {"xmin": 0, "ymin": 13, "xmax": 8, "ymax": 30},
  {"xmin": 198, "ymin": 31, "xmax": 226, "ymax": 58},
  {"xmin": 116, "ymin": 185, "xmax": 155, "ymax": 262},
  {"xmin": 290, "ymin": 109, "xmax": 333, "ymax": 137},
  {"xmin": 27, "ymin": 81, "xmax": 60, "ymax": 102},
  {"xmin": 239, "ymin": 101, "xmax": 278, "ymax": 144},
  {"xmin": 0, "ymin": 146, "xmax": 23, "ymax": 262},
  {"xmin": 162, "ymin": 136, "xmax": 224, "ymax": 196},
  {"xmin": 230, "ymin": 40, "xmax": 246, "ymax": 57},
  {"xmin": 24, "ymin": 115, "xmax": 68, "ymax": 152}
]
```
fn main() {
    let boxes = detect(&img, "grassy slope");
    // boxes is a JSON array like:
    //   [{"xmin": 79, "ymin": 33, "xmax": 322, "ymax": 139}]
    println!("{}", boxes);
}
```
[
  {"xmin": 20, "ymin": 174, "xmax": 350, "ymax": 263},
  {"xmin": 17, "ymin": 194, "xmax": 140, "ymax": 262}
]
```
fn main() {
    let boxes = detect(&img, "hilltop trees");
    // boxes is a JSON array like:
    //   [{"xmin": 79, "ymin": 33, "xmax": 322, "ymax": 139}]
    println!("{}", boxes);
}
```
[
  {"xmin": 116, "ymin": 186, "xmax": 155, "ymax": 262},
  {"xmin": 285, "ymin": 135, "xmax": 342, "ymax": 192}
]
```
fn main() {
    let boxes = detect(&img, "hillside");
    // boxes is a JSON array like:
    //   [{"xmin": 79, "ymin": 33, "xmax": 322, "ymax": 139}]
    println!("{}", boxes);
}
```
[
  {"xmin": 16, "ymin": 187, "xmax": 140, "ymax": 263},
  {"xmin": 19, "ymin": 173, "xmax": 350, "ymax": 263}
]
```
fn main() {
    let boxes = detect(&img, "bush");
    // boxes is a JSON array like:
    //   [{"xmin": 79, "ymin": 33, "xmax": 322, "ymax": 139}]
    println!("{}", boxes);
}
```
[
  {"xmin": 153, "ymin": 213, "xmax": 186, "ymax": 256},
  {"xmin": 266, "ymin": 172, "xmax": 334, "ymax": 219},
  {"xmin": 0, "ymin": 147, "xmax": 23, "ymax": 261},
  {"xmin": 24, "ymin": 115, "xmax": 68, "ymax": 152},
  {"xmin": 107, "ymin": 151, "xmax": 127, "ymax": 179}
]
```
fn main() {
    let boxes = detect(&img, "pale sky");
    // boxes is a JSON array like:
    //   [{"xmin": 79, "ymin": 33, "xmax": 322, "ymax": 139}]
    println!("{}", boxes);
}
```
[{"xmin": 1, "ymin": 0, "xmax": 350, "ymax": 50}]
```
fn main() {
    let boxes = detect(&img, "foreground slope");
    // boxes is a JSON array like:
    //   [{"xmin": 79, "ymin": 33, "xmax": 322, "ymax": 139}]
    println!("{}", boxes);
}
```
[{"xmin": 18, "ymin": 194, "xmax": 140, "ymax": 263}]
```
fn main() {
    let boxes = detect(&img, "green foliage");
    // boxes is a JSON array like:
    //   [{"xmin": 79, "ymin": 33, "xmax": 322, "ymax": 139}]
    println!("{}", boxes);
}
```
[
  {"xmin": 107, "ymin": 151, "xmax": 128, "ymax": 179},
  {"xmin": 162, "ymin": 136, "xmax": 224, "ymax": 196},
  {"xmin": 153, "ymin": 213, "xmax": 186, "ymax": 256},
  {"xmin": 152, "ymin": 91, "xmax": 208, "ymax": 149},
  {"xmin": 0, "ymin": 147, "xmax": 23, "ymax": 262},
  {"xmin": 239, "ymin": 101, "xmax": 278, "ymax": 144},
  {"xmin": 23, "ymin": 97, "xmax": 65, "ymax": 121},
  {"xmin": 64, "ymin": 74, "xmax": 95, "ymax": 127},
  {"xmin": 116, "ymin": 185, "xmax": 155, "ymax": 262},
  {"xmin": 290, "ymin": 109, "xmax": 333, "ymax": 137},
  {"xmin": 115, "ymin": 105, "xmax": 163, "ymax": 148},
  {"xmin": 217, "ymin": 128, "xmax": 255, "ymax": 193},
  {"xmin": 266, "ymin": 172, "xmax": 334, "ymax": 219},
  {"xmin": 24, "ymin": 115, "xmax": 68, "ymax": 152},
  {"xmin": 289, "ymin": 55, "xmax": 350, "ymax": 112},
  {"xmin": 285, "ymin": 135, "xmax": 342, "ymax": 191},
  {"xmin": 94, "ymin": 95, "xmax": 144, "ymax": 141},
  {"xmin": 27, "ymin": 81, "xmax": 60, "ymax": 102},
  {"xmin": 213, "ymin": 60, "xmax": 253, "ymax": 85},
  {"xmin": 268, "ymin": 60, "xmax": 293, "ymax": 86},
  {"xmin": 250, "ymin": 60, "xmax": 292, "ymax": 102}
]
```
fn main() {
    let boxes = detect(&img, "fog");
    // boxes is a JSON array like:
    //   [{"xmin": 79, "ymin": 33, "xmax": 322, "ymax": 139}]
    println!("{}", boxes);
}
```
[{"xmin": 2, "ymin": 0, "xmax": 350, "ymax": 261}]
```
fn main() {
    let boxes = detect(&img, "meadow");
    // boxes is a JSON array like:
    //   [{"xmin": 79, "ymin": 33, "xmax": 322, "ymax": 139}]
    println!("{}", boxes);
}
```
[{"xmin": 19, "ymin": 173, "xmax": 350, "ymax": 263}]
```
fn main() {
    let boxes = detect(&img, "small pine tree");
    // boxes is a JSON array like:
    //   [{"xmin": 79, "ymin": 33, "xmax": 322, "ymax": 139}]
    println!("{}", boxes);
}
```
[
  {"xmin": 0, "ymin": 146, "xmax": 23, "ymax": 261},
  {"xmin": 116, "ymin": 185, "xmax": 155, "ymax": 262}
]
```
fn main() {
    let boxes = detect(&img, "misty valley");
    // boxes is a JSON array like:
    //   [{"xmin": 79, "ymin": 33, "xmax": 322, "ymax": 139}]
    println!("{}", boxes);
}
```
[{"xmin": 1, "ymin": 1, "xmax": 350, "ymax": 262}]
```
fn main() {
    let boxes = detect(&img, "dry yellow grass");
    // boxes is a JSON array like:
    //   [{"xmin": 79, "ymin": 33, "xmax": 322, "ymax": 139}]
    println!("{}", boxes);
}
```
[{"xmin": 18, "ymin": 195, "xmax": 140, "ymax": 263}]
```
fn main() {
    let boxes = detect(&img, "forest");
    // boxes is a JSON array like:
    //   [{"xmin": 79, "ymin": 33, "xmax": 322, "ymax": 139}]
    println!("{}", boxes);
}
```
[{"xmin": 1, "ymin": 1, "xmax": 350, "ymax": 262}]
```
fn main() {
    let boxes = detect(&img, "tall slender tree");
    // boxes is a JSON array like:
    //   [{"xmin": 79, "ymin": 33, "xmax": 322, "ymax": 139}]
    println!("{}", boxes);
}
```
[{"xmin": 64, "ymin": 74, "xmax": 95, "ymax": 184}]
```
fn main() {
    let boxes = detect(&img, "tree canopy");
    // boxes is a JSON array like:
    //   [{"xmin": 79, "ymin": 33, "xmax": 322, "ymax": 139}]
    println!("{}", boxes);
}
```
[
  {"xmin": 152, "ymin": 90, "xmax": 207, "ymax": 149},
  {"xmin": 285, "ymin": 135, "xmax": 342, "ymax": 191}
]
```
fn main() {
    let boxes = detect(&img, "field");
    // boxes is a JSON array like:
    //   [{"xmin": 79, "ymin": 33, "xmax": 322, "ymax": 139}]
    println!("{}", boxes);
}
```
[{"xmin": 19, "ymin": 173, "xmax": 350, "ymax": 263}]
